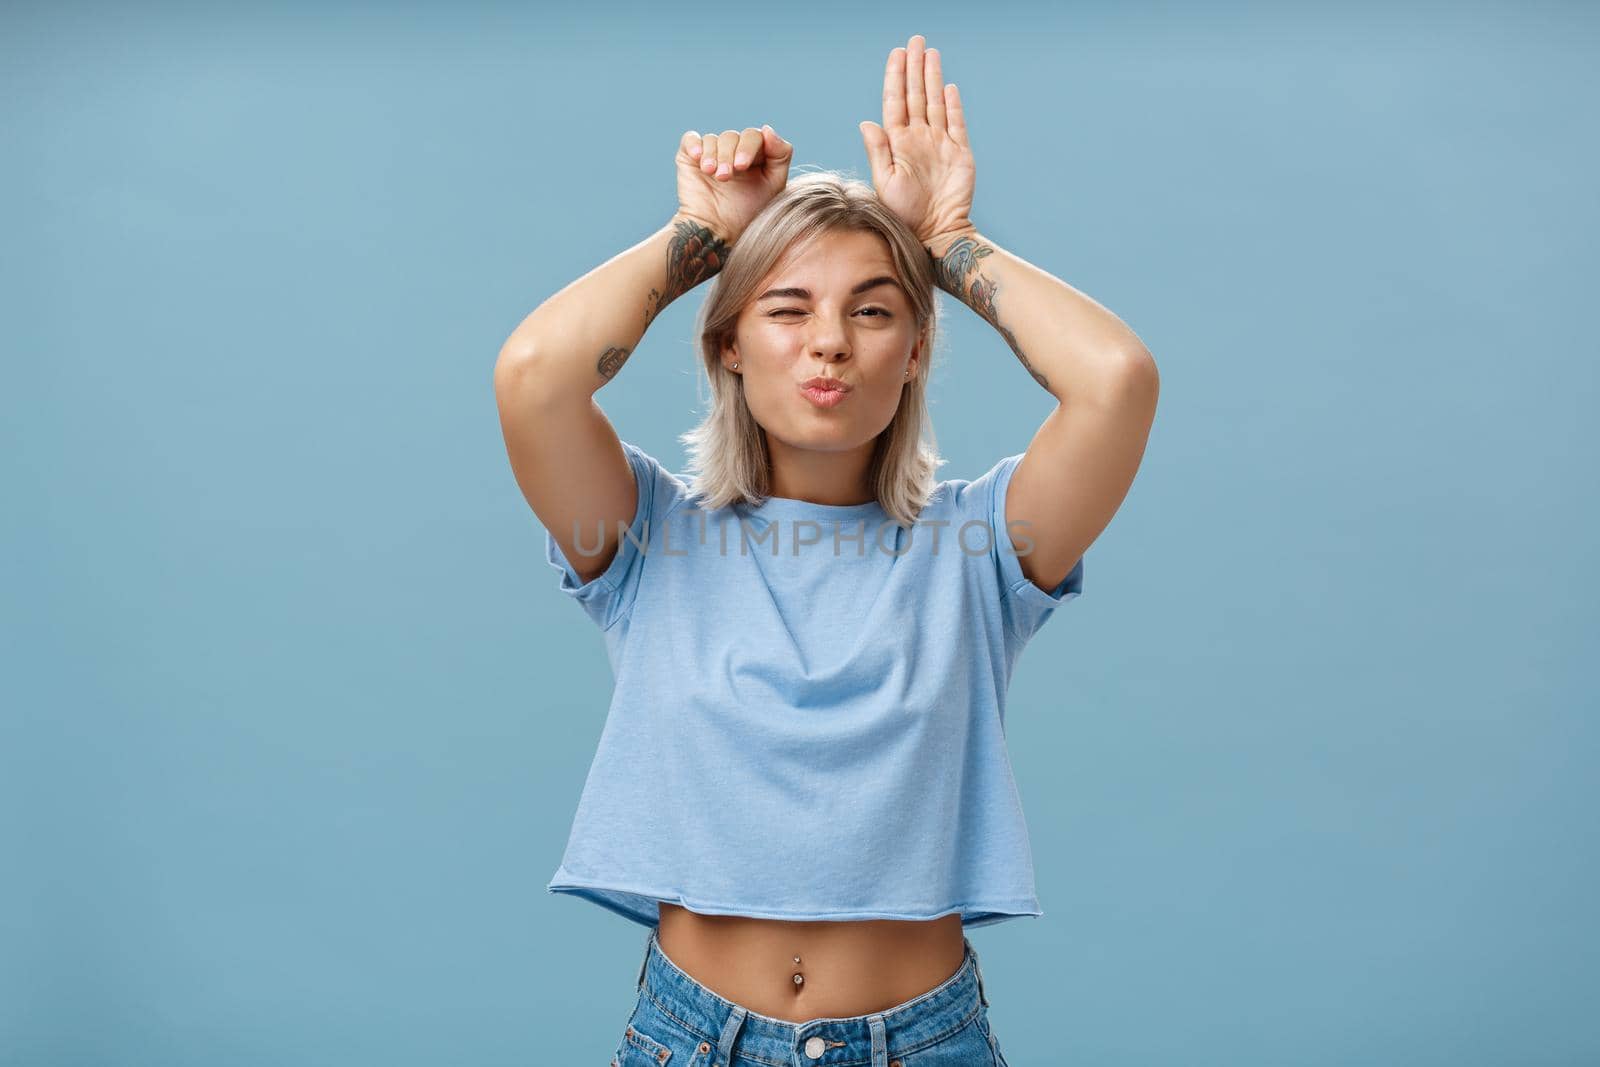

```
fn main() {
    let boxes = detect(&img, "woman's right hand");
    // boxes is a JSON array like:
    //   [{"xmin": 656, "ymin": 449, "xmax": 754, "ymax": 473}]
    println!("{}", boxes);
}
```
[{"xmin": 675, "ymin": 125, "xmax": 793, "ymax": 245}]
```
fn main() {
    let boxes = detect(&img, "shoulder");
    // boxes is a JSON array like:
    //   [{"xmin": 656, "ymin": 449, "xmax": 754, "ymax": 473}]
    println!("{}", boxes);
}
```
[
  {"xmin": 924, "ymin": 454, "xmax": 1024, "ymax": 520},
  {"xmin": 617, "ymin": 441, "xmax": 694, "ymax": 522}
]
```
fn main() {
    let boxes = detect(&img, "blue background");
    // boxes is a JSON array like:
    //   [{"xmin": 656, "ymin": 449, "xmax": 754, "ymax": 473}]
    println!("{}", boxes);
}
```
[{"xmin": 5, "ymin": 2, "xmax": 1596, "ymax": 1064}]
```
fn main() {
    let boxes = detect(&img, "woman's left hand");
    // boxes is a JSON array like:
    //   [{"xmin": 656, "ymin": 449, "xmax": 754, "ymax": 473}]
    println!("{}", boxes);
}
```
[{"xmin": 859, "ymin": 34, "xmax": 977, "ymax": 247}]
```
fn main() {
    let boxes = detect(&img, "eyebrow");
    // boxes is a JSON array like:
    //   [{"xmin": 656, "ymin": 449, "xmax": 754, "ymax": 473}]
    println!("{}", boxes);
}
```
[{"xmin": 756, "ymin": 276, "xmax": 902, "ymax": 302}]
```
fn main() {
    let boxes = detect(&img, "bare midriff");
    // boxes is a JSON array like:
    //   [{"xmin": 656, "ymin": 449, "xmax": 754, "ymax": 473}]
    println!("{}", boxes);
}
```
[{"xmin": 655, "ymin": 902, "xmax": 968, "ymax": 1023}]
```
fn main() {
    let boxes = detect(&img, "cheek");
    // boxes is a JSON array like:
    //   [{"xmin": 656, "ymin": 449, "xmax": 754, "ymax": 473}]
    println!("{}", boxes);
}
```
[
  {"xmin": 735, "ymin": 334, "xmax": 792, "ymax": 377},
  {"xmin": 739, "ymin": 368, "xmax": 793, "ymax": 423}
]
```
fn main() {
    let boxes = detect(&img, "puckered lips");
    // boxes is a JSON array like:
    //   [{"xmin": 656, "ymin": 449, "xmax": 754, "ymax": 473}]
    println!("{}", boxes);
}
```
[{"xmin": 799, "ymin": 375, "xmax": 852, "ymax": 409}]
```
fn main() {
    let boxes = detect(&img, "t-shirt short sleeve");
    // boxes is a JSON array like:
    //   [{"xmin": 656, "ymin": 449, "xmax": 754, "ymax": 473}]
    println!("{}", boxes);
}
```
[
  {"xmin": 976, "ymin": 452, "xmax": 1084, "ymax": 643},
  {"xmin": 543, "ymin": 441, "xmax": 683, "ymax": 632}
]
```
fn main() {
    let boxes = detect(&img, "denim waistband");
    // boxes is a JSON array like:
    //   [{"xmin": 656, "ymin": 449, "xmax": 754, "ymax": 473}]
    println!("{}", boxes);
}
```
[{"xmin": 632, "ymin": 925, "xmax": 991, "ymax": 1067}]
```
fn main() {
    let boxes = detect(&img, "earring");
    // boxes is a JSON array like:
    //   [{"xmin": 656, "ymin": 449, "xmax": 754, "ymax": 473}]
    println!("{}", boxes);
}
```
[{"xmin": 731, "ymin": 362, "xmax": 740, "ymax": 370}]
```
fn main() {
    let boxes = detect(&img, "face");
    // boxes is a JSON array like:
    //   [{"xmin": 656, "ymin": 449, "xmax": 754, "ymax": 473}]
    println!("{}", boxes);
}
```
[{"xmin": 723, "ymin": 229, "xmax": 921, "ymax": 459}]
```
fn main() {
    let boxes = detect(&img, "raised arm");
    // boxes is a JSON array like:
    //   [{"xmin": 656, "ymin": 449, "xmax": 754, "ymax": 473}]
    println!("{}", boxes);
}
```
[
  {"xmin": 861, "ymin": 34, "xmax": 1158, "ymax": 595},
  {"xmin": 494, "ymin": 216, "xmax": 727, "ymax": 585},
  {"xmin": 493, "ymin": 125, "xmax": 793, "ymax": 584},
  {"xmin": 929, "ymin": 225, "xmax": 1158, "ymax": 594}
]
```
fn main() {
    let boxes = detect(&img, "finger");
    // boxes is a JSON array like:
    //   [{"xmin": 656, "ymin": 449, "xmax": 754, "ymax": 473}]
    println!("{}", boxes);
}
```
[
  {"xmin": 945, "ymin": 84, "xmax": 969, "ymax": 148},
  {"xmin": 760, "ymin": 124, "xmax": 793, "ymax": 174},
  {"xmin": 681, "ymin": 130, "xmax": 703, "ymax": 162},
  {"xmin": 859, "ymin": 120, "xmax": 892, "ymax": 186},
  {"xmin": 905, "ymin": 33, "xmax": 927, "ymax": 125},
  {"xmin": 699, "ymin": 131, "xmax": 718, "ymax": 173},
  {"xmin": 924, "ymin": 47, "xmax": 947, "ymax": 131},
  {"xmin": 715, "ymin": 129, "xmax": 740, "ymax": 179},
  {"xmin": 882, "ymin": 46, "xmax": 907, "ymax": 130},
  {"xmin": 733, "ymin": 127, "xmax": 764, "ymax": 172}
]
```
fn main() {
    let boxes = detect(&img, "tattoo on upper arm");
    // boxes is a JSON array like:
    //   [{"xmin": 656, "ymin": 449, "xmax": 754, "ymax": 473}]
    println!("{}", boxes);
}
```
[
  {"xmin": 597, "ymin": 345, "xmax": 631, "ymax": 380},
  {"xmin": 931, "ymin": 236, "xmax": 1051, "ymax": 391}
]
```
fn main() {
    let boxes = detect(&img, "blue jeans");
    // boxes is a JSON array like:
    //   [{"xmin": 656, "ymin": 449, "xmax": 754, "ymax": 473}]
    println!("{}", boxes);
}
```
[{"xmin": 612, "ymin": 925, "xmax": 1012, "ymax": 1067}]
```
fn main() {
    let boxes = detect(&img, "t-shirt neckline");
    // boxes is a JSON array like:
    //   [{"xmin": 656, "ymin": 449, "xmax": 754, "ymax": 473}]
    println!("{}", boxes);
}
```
[{"xmin": 737, "ymin": 494, "xmax": 886, "ymax": 524}]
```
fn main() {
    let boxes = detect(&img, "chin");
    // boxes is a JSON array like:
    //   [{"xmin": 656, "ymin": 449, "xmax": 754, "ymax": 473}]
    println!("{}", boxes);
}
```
[{"xmin": 767, "ymin": 422, "xmax": 873, "ymax": 454}]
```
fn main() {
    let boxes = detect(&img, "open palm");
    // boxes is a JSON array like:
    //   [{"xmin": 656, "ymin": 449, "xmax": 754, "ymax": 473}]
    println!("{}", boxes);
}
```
[{"xmin": 859, "ymin": 34, "xmax": 977, "ymax": 246}]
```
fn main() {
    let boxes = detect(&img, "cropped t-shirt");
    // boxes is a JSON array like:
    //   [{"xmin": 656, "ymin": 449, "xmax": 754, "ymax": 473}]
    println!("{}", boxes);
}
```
[{"xmin": 542, "ymin": 441, "xmax": 1083, "ymax": 929}]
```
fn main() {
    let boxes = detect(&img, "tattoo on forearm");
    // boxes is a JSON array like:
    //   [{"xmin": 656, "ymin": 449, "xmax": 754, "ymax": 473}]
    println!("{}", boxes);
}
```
[
  {"xmin": 615, "ymin": 221, "xmax": 730, "ymax": 381},
  {"xmin": 648, "ymin": 218, "xmax": 730, "ymax": 323},
  {"xmin": 596, "ymin": 345, "xmax": 631, "ymax": 380},
  {"xmin": 931, "ymin": 235, "xmax": 1050, "ymax": 390}
]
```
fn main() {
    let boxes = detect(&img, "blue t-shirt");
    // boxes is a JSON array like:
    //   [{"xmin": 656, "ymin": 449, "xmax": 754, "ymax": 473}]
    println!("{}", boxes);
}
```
[{"xmin": 542, "ymin": 441, "xmax": 1083, "ymax": 929}]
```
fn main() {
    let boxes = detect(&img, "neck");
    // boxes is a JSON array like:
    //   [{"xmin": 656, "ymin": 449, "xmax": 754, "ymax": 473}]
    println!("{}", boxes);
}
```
[{"xmin": 764, "ymin": 436, "xmax": 876, "ymax": 505}]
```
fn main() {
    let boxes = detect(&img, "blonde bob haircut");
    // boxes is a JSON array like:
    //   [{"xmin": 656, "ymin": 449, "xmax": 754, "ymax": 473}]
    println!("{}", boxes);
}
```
[{"xmin": 680, "ymin": 169, "xmax": 945, "ymax": 529}]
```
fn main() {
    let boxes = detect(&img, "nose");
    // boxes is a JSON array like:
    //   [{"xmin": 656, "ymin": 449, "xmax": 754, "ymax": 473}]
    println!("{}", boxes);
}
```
[
  {"xmin": 800, "ymin": 307, "xmax": 855, "ymax": 361},
  {"xmin": 806, "ymin": 329, "xmax": 850, "ymax": 363}
]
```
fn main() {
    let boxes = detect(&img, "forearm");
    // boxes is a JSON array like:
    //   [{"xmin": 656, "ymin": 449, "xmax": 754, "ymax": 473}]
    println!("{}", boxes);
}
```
[
  {"xmin": 496, "ymin": 214, "xmax": 730, "ymax": 402},
  {"xmin": 926, "ymin": 227, "xmax": 1151, "ymax": 405}
]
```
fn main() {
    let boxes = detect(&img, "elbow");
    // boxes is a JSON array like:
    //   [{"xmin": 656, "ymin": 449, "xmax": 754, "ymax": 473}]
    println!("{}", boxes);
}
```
[
  {"xmin": 1123, "ymin": 346, "xmax": 1159, "ymax": 401},
  {"xmin": 493, "ymin": 344, "xmax": 536, "ymax": 403},
  {"xmin": 494, "ymin": 341, "xmax": 537, "ymax": 389},
  {"xmin": 1078, "ymin": 347, "xmax": 1159, "ymax": 410},
  {"xmin": 494, "ymin": 345, "xmax": 583, "ymax": 412}
]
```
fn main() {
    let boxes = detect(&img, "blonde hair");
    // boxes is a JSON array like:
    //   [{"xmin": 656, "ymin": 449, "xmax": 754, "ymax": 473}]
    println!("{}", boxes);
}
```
[{"xmin": 680, "ymin": 170, "xmax": 945, "ymax": 528}]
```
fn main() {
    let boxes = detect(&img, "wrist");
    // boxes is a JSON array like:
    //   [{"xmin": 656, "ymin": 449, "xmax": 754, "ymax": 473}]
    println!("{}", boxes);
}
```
[
  {"xmin": 655, "ymin": 213, "xmax": 734, "ymax": 308},
  {"xmin": 671, "ymin": 211, "xmax": 739, "ymax": 249},
  {"xmin": 922, "ymin": 221, "xmax": 980, "ymax": 261}
]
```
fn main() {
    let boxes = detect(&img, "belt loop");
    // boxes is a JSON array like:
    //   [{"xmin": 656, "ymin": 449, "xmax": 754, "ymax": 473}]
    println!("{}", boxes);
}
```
[
  {"xmin": 966, "ymin": 937, "xmax": 990, "ymax": 1008},
  {"xmin": 637, "ymin": 927, "xmax": 655, "ymax": 991},
  {"xmin": 715, "ymin": 1005, "xmax": 747, "ymax": 1067},
  {"xmin": 867, "ymin": 1013, "xmax": 887, "ymax": 1067}
]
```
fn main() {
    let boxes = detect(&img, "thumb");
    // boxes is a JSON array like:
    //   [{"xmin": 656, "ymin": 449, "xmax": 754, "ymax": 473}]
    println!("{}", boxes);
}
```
[
  {"xmin": 760, "ymin": 124, "xmax": 793, "ymax": 172},
  {"xmin": 859, "ymin": 120, "xmax": 892, "ymax": 186}
]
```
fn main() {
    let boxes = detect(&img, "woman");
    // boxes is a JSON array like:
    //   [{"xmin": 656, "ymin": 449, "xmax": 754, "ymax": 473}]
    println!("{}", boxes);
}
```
[{"xmin": 495, "ymin": 33, "xmax": 1157, "ymax": 1067}]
